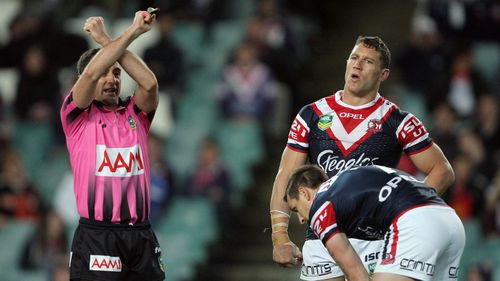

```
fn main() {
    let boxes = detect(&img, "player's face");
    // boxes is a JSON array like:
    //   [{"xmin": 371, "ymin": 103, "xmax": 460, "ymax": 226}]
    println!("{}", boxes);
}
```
[
  {"xmin": 344, "ymin": 43, "xmax": 389, "ymax": 96},
  {"xmin": 287, "ymin": 190, "xmax": 311, "ymax": 224},
  {"xmin": 95, "ymin": 63, "xmax": 121, "ymax": 107}
]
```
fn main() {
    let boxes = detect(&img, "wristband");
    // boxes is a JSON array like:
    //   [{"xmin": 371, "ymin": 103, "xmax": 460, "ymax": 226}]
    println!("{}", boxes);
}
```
[{"xmin": 270, "ymin": 210, "xmax": 291, "ymax": 246}]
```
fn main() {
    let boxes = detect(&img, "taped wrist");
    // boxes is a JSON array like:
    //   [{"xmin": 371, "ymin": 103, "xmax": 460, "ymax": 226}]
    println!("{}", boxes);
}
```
[{"xmin": 270, "ymin": 210, "xmax": 291, "ymax": 246}]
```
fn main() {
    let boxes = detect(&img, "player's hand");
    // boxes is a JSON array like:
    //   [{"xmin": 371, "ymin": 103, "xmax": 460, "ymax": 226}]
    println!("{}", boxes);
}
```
[
  {"xmin": 83, "ymin": 17, "xmax": 111, "ymax": 46},
  {"xmin": 273, "ymin": 241, "xmax": 302, "ymax": 268}
]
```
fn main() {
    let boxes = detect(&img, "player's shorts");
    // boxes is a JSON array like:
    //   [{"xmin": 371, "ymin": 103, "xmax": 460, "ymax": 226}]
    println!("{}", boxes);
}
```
[
  {"xmin": 376, "ymin": 205, "xmax": 465, "ymax": 281},
  {"xmin": 70, "ymin": 218, "xmax": 165, "ymax": 281},
  {"xmin": 301, "ymin": 238, "xmax": 383, "ymax": 280}
]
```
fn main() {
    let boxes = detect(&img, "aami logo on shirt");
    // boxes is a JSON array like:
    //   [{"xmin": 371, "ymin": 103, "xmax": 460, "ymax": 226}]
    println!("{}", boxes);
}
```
[
  {"xmin": 89, "ymin": 255, "xmax": 122, "ymax": 272},
  {"xmin": 96, "ymin": 144, "xmax": 145, "ymax": 177}
]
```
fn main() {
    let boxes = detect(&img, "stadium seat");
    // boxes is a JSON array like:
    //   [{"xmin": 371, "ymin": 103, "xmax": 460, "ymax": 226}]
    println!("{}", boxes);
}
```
[
  {"xmin": 0, "ymin": 220, "xmax": 46, "ymax": 281},
  {"xmin": 171, "ymin": 21, "xmax": 204, "ymax": 65},
  {"xmin": 472, "ymin": 42, "xmax": 500, "ymax": 85},
  {"xmin": 211, "ymin": 21, "xmax": 245, "ymax": 52},
  {"xmin": 155, "ymin": 197, "xmax": 218, "ymax": 281},
  {"xmin": 34, "ymin": 152, "xmax": 70, "ymax": 205},
  {"xmin": 0, "ymin": 0, "xmax": 21, "ymax": 43},
  {"xmin": 13, "ymin": 121, "xmax": 54, "ymax": 181},
  {"xmin": 224, "ymin": 0, "xmax": 256, "ymax": 20},
  {"xmin": 216, "ymin": 120, "xmax": 264, "ymax": 189},
  {"xmin": 0, "ymin": 68, "xmax": 19, "ymax": 107}
]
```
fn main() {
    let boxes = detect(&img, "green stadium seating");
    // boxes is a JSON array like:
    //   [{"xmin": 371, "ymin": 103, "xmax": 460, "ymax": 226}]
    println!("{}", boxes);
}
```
[{"xmin": 0, "ymin": 220, "xmax": 46, "ymax": 281}]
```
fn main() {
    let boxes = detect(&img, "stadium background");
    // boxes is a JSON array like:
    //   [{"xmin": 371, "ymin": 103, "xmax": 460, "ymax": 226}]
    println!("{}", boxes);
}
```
[{"xmin": 0, "ymin": 0, "xmax": 499, "ymax": 280}]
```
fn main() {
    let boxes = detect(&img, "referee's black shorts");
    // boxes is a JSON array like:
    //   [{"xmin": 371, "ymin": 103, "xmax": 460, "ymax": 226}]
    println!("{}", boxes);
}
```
[{"xmin": 70, "ymin": 218, "xmax": 165, "ymax": 281}]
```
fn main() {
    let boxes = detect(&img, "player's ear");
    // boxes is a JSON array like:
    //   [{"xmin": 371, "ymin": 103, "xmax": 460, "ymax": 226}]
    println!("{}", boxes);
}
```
[
  {"xmin": 379, "ymin": 68, "xmax": 390, "ymax": 82},
  {"xmin": 299, "ymin": 186, "xmax": 311, "ymax": 201}
]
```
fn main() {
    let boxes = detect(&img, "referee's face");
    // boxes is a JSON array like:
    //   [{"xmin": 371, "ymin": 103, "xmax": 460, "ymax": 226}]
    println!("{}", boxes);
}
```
[{"xmin": 95, "ymin": 63, "xmax": 122, "ymax": 107}]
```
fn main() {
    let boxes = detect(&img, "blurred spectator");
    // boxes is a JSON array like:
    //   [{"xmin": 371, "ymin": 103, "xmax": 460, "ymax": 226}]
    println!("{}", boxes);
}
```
[
  {"xmin": 0, "ymin": 93, "xmax": 7, "ymax": 144},
  {"xmin": 457, "ymin": 128, "xmax": 486, "ymax": 168},
  {"xmin": 143, "ymin": 13, "xmax": 185, "ymax": 100},
  {"xmin": 473, "ymin": 94, "xmax": 500, "ymax": 170},
  {"xmin": 0, "ymin": 14, "xmax": 42, "ymax": 68},
  {"xmin": 216, "ymin": 42, "xmax": 278, "ymax": 125},
  {"xmin": 50, "ymin": 254, "xmax": 70, "ymax": 281},
  {"xmin": 0, "ymin": 148, "xmax": 44, "ymax": 222},
  {"xmin": 148, "ymin": 132, "xmax": 175, "ymax": 223},
  {"xmin": 427, "ymin": 0, "xmax": 500, "ymax": 41},
  {"xmin": 255, "ymin": 0, "xmax": 297, "ymax": 54},
  {"xmin": 456, "ymin": 128, "xmax": 493, "ymax": 187},
  {"xmin": 189, "ymin": 0, "xmax": 228, "ymax": 40},
  {"xmin": 20, "ymin": 210, "xmax": 68, "ymax": 272},
  {"xmin": 394, "ymin": 15, "xmax": 450, "ymax": 110},
  {"xmin": 0, "ymin": 13, "xmax": 87, "ymax": 70},
  {"xmin": 14, "ymin": 44, "xmax": 60, "ymax": 123},
  {"xmin": 467, "ymin": 261, "xmax": 494, "ymax": 281},
  {"xmin": 244, "ymin": 0, "xmax": 302, "ymax": 93},
  {"xmin": 446, "ymin": 43, "xmax": 490, "ymax": 119},
  {"xmin": 186, "ymin": 137, "xmax": 232, "ymax": 224},
  {"xmin": 0, "ymin": 12, "xmax": 87, "ymax": 141},
  {"xmin": 448, "ymin": 153, "xmax": 478, "ymax": 221},
  {"xmin": 151, "ymin": 0, "xmax": 227, "ymax": 41},
  {"xmin": 483, "ymin": 168, "xmax": 500, "ymax": 237},
  {"xmin": 429, "ymin": 102, "xmax": 460, "ymax": 161}
]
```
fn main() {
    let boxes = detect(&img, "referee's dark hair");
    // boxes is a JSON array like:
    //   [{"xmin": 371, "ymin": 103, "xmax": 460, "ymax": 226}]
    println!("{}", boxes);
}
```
[
  {"xmin": 77, "ymin": 48, "xmax": 101, "ymax": 76},
  {"xmin": 284, "ymin": 165, "xmax": 328, "ymax": 202}
]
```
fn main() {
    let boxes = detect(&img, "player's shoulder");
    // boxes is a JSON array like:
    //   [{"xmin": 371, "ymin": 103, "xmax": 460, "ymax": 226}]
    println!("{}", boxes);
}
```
[{"xmin": 380, "ymin": 97, "xmax": 427, "ymax": 127}]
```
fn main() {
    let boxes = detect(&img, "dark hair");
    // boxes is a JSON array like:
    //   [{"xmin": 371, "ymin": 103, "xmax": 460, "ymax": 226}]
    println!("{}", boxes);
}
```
[
  {"xmin": 77, "ymin": 48, "xmax": 101, "ymax": 75},
  {"xmin": 355, "ymin": 36, "xmax": 391, "ymax": 69},
  {"xmin": 284, "ymin": 165, "xmax": 328, "ymax": 202}
]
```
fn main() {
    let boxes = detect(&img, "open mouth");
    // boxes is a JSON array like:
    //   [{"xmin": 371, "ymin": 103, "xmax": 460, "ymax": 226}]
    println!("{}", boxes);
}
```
[
  {"xmin": 351, "ymin": 73, "xmax": 360, "ymax": 81},
  {"xmin": 103, "ymin": 88, "xmax": 117, "ymax": 94}
]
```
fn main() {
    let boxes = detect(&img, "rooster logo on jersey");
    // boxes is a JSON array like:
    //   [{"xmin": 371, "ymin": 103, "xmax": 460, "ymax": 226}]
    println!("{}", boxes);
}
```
[{"xmin": 367, "ymin": 119, "xmax": 382, "ymax": 133}]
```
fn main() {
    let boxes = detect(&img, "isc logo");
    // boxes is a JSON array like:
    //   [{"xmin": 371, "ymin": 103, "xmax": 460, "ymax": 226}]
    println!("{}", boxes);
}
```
[{"xmin": 96, "ymin": 144, "xmax": 145, "ymax": 177}]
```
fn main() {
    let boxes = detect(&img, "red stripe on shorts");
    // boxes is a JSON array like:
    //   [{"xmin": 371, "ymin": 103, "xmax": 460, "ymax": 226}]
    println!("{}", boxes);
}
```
[{"xmin": 381, "ymin": 219, "xmax": 399, "ymax": 265}]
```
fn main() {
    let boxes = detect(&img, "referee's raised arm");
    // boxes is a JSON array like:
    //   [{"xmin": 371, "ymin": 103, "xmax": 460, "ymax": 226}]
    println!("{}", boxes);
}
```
[{"xmin": 72, "ymin": 10, "xmax": 156, "ymax": 110}]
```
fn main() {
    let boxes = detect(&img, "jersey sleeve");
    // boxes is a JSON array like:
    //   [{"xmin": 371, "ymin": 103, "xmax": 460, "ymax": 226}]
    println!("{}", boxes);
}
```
[
  {"xmin": 130, "ymin": 95, "xmax": 155, "ymax": 131},
  {"xmin": 60, "ymin": 92, "xmax": 88, "ymax": 138},
  {"xmin": 395, "ymin": 112, "xmax": 433, "ymax": 155},
  {"xmin": 309, "ymin": 200, "xmax": 339, "ymax": 244},
  {"xmin": 287, "ymin": 105, "xmax": 313, "ymax": 152}
]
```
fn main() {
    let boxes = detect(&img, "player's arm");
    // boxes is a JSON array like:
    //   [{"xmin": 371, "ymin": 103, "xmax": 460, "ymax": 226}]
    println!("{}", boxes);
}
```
[
  {"xmin": 325, "ymin": 233, "xmax": 370, "ymax": 281},
  {"xmin": 409, "ymin": 143, "xmax": 454, "ymax": 195},
  {"xmin": 270, "ymin": 147, "xmax": 307, "ymax": 266},
  {"xmin": 73, "ymin": 11, "xmax": 155, "ymax": 109}
]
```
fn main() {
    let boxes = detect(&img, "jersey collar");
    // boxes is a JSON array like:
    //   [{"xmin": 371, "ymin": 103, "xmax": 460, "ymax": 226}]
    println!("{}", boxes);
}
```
[
  {"xmin": 335, "ymin": 90, "xmax": 382, "ymax": 110},
  {"xmin": 93, "ymin": 97, "xmax": 128, "ymax": 112}
]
